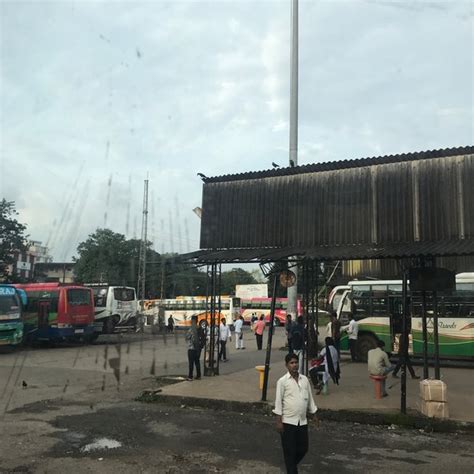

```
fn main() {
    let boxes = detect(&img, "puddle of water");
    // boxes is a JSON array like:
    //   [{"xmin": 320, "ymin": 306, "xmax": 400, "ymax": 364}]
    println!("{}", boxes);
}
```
[{"xmin": 81, "ymin": 437, "xmax": 122, "ymax": 453}]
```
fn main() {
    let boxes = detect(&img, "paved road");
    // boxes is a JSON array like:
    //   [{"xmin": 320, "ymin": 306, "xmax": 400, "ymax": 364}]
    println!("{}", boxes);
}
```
[
  {"xmin": 1, "ymin": 328, "xmax": 473, "ymax": 473},
  {"xmin": 2, "ymin": 396, "xmax": 473, "ymax": 473}
]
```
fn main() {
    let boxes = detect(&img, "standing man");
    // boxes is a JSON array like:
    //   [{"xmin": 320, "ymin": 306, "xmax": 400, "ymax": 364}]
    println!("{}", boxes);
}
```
[
  {"xmin": 343, "ymin": 314, "xmax": 359, "ymax": 362},
  {"xmin": 234, "ymin": 315, "xmax": 245, "ymax": 350},
  {"xmin": 185, "ymin": 315, "xmax": 201, "ymax": 381},
  {"xmin": 167, "ymin": 314, "xmax": 174, "ymax": 333},
  {"xmin": 218, "ymin": 317, "xmax": 231, "ymax": 362},
  {"xmin": 367, "ymin": 340, "xmax": 395, "ymax": 397},
  {"xmin": 274, "ymin": 353, "xmax": 318, "ymax": 474},
  {"xmin": 330, "ymin": 311, "xmax": 341, "ymax": 355},
  {"xmin": 291, "ymin": 316, "xmax": 305, "ymax": 374},
  {"xmin": 254, "ymin": 315, "xmax": 266, "ymax": 350},
  {"xmin": 285, "ymin": 314, "xmax": 293, "ymax": 354}
]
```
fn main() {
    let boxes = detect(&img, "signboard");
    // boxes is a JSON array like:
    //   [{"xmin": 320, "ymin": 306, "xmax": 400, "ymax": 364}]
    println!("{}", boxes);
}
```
[
  {"xmin": 409, "ymin": 267, "xmax": 455, "ymax": 292},
  {"xmin": 235, "ymin": 284, "xmax": 268, "ymax": 299}
]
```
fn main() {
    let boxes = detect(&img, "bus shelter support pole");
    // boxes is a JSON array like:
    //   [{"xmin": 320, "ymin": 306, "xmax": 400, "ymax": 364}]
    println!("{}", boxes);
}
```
[
  {"xmin": 261, "ymin": 273, "xmax": 279, "ymax": 402},
  {"xmin": 421, "ymin": 289, "xmax": 429, "ymax": 380},
  {"xmin": 401, "ymin": 268, "xmax": 409, "ymax": 414},
  {"xmin": 433, "ymin": 290, "xmax": 441, "ymax": 380},
  {"xmin": 315, "ymin": 260, "xmax": 319, "ymax": 358},
  {"xmin": 301, "ymin": 259, "xmax": 310, "ymax": 375},
  {"xmin": 205, "ymin": 263, "xmax": 219, "ymax": 377}
]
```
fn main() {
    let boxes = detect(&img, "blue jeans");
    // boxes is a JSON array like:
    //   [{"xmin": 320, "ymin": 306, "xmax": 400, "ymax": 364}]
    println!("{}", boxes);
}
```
[{"xmin": 381, "ymin": 365, "xmax": 395, "ymax": 394}]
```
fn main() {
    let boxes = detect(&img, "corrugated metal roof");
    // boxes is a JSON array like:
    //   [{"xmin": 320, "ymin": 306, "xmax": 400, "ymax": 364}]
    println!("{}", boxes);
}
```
[
  {"xmin": 200, "ymin": 151, "xmax": 474, "ymax": 250},
  {"xmin": 182, "ymin": 239, "xmax": 474, "ymax": 264},
  {"xmin": 201, "ymin": 146, "xmax": 474, "ymax": 184}
]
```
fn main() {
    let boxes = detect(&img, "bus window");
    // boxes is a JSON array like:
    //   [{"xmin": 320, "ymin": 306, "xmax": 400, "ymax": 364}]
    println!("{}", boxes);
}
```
[{"xmin": 94, "ymin": 288, "xmax": 108, "ymax": 307}]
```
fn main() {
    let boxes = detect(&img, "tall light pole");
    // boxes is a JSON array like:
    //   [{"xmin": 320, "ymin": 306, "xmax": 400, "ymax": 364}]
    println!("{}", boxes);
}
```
[{"xmin": 287, "ymin": 0, "xmax": 299, "ymax": 320}]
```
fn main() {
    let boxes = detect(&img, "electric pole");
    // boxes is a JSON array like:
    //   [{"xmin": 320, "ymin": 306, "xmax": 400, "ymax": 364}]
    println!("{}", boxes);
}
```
[{"xmin": 137, "ymin": 178, "xmax": 149, "ymax": 314}]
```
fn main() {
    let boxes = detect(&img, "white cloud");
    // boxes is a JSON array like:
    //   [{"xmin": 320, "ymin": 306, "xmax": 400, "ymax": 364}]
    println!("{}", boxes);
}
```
[{"xmin": 1, "ymin": 0, "xmax": 472, "ymax": 260}]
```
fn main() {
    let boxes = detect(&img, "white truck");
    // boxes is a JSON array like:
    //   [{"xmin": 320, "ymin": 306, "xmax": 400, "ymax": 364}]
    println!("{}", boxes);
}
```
[{"xmin": 85, "ymin": 284, "xmax": 139, "ymax": 337}]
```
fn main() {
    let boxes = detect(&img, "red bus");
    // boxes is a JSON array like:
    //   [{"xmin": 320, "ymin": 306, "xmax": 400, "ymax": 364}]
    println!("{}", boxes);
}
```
[
  {"xmin": 15, "ymin": 283, "xmax": 95, "ymax": 342},
  {"xmin": 241, "ymin": 297, "xmax": 303, "ymax": 326}
]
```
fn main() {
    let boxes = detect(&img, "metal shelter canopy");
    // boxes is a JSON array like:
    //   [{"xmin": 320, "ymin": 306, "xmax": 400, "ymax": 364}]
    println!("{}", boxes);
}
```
[{"xmin": 182, "ymin": 239, "xmax": 474, "ymax": 265}]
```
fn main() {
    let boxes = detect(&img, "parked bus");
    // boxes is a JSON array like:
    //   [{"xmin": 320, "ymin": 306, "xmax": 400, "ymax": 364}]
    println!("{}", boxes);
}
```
[
  {"xmin": 240, "ymin": 297, "xmax": 303, "ymax": 325},
  {"xmin": 0, "ymin": 285, "xmax": 26, "ymax": 346},
  {"xmin": 15, "ymin": 283, "xmax": 95, "ymax": 342},
  {"xmin": 335, "ymin": 274, "xmax": 474, "ymax": 361},
  {"xmin": 85, "ymin": 284, "xmax": 139, "ymax": 337},
  {"xmin": 328, "ymin": 274, "xmax": 474, "ymax": 311},
  {"xmin": 144, "ymin": 296, "xmax": 241, "ymax": 329}
]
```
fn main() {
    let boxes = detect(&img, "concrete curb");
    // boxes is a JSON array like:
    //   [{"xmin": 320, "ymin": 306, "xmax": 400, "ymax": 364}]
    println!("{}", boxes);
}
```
[{"xmin": 136, "ymin": 391, "xmax": 474, "ymax": 435}]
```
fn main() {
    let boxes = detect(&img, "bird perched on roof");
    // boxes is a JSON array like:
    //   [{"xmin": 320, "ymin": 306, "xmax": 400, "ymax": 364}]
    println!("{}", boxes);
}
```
[
  {"xmin": 289, "ymin": 159, "xmax": 295, "ymax": 167},
  {"xmin": 197, "ymin": 173, "xmax": 207, "ymax": 181},
  {"xmin": 272, "ymin": 162, "xmax": 280, "ymax": 168}
]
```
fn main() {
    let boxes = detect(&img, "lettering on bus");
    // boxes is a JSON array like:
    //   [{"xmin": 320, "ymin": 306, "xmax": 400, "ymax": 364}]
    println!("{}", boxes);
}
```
[{"xmin": 0, "ymin": 287, "xmax": 16, "ymax": 296}]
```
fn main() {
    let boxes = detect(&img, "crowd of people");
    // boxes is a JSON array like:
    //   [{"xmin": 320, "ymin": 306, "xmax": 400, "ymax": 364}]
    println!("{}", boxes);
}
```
[{"xmin": 182, "ymin": 311, "xmax": 421, "ymax": 473}]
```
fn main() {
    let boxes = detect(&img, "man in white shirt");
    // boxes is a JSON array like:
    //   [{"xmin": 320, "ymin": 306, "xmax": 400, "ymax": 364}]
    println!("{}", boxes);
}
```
[
  {"xmin": 218, "ymin": 317, "xmax": 231, "ymax": 362},
  {"xmin": 367, "ymin": 340, "xmax": 395, "ymax": 396},
  {"xmin": 273, "ymin": 353, "xmax": 318, "ymax": 473},
  {"xmin": 343, "ymin": 315, "xmax": 359, "ymax": 362},
  {"xmin": 233, "ymin": 315, "xmax": 245, "ymax": 350}
]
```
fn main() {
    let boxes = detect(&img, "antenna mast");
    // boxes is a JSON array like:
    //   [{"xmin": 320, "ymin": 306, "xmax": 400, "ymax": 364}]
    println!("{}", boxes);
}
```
[{"xmin": 137, "ymin": 178, "xmax": 149, "ymax": 304}]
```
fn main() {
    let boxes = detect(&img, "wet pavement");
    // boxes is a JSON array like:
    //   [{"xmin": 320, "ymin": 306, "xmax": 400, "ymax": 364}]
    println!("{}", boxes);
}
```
[
  {"xmin": 1, "ymin": 328, "xmax": 473, "ymax": 473},
  {"xmin": 2, "ymin": 397, "xmax": 473, "ymax": 473}
]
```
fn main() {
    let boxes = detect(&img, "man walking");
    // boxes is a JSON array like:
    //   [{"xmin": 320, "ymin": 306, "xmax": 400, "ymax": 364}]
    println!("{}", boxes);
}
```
[
  {"xmin": 274, "ymin": 353, "xmax": 318, "ymax": 474},
  {"xmin": 392, "ymin": 333, "xmax": 420, "ymax": 379},
  {"xmin": 185, "ymin": 315, "xmax": 202, "ymax": 381},
  {"xmin": 218, "ymin": 317, "xmax": 231, "ymax": 362},
  {"xmin": 234, "ymin": 315, "xmax": 245, "ymax": 350}
]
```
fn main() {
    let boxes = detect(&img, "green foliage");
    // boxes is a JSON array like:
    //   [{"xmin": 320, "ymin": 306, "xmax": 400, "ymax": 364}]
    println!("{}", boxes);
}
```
[
  {"xmin": 74, "ymin": 229, "xmax": 260, "ymax": 298},
  {"xmin": 0, "ymin": 199, "xmax": 28, "ymax": 278},
  {"xmin": 73, "ymin": 229, "xmax": 206, "ymax": 298}
]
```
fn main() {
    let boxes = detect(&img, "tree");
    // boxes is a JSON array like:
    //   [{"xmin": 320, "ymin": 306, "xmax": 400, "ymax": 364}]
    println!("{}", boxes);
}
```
[
  {"xmin": 220, "ymin": 268, "xmax": 258, "ymax": 295},
  {"xmin": 0, "ymin": 199, "xmax": 28, "ymax": 279},
  {"xmin": 73, "ymin": 230, "xmax": 204, "ymax": 298},
  {"xmin": 74, "ymin": 229, "xmax": 142, "ymax": 285}
]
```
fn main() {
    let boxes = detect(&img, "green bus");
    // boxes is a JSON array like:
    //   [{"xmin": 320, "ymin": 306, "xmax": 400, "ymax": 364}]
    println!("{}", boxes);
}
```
[
  {"xmin": 0, "ymin": 284, "xmax": 26, "ymax": 347},
  {"xmin": 336, "ymin": 274, "xmax": 474, "ymax": 361}
]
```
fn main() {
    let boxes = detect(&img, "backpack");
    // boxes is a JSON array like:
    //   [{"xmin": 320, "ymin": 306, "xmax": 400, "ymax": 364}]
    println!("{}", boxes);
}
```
[
  {"xmin": 291, "ymin": 325, "xmax": 304, "ymax": 350},
  {"xmin": 197, "ymin": 327, "xmax": 207, "ymax": 350}
]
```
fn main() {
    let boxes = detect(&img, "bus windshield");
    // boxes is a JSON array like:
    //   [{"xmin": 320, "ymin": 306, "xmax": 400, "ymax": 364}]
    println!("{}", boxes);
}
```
[
  {"xmin": 0, "ymin": 291, "xmax": 20, "ymax": 317},
  {"xmin": 114, "ymin": 288, "xmax": 136, "ymax": 301},
  {"xmin": 67, "ymin": 289, "xmax": 92, "ymax": 306}
]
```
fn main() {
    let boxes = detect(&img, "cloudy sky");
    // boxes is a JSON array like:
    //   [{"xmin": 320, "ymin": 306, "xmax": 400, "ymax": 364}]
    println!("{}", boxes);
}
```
[{"xmin": 1, "ymin": 0, "xmax": 472, "ymax": 261}]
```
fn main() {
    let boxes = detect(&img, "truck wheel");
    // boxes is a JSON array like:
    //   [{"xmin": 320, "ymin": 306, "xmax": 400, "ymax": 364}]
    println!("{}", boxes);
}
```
[
  {"xmin": 356, "ymin": 334, "xmax": 378, "ymax": 362},
  {"xmin": 104, "ymin": 317, "xmax": 115, "ymax": 334}
]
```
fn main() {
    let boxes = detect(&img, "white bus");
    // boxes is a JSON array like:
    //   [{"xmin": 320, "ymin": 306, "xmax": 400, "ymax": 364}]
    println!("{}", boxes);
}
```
[
  {"xmin": 86, "ymin": 284, "xmax": 139, "ymax": 336},
  {"xmin": 334, "ymin": 274, "xmax": 474, "ymax": 361},
  {"xmin": 143, "ymin": 296, "xmax": 241, "ymax": 329}
]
